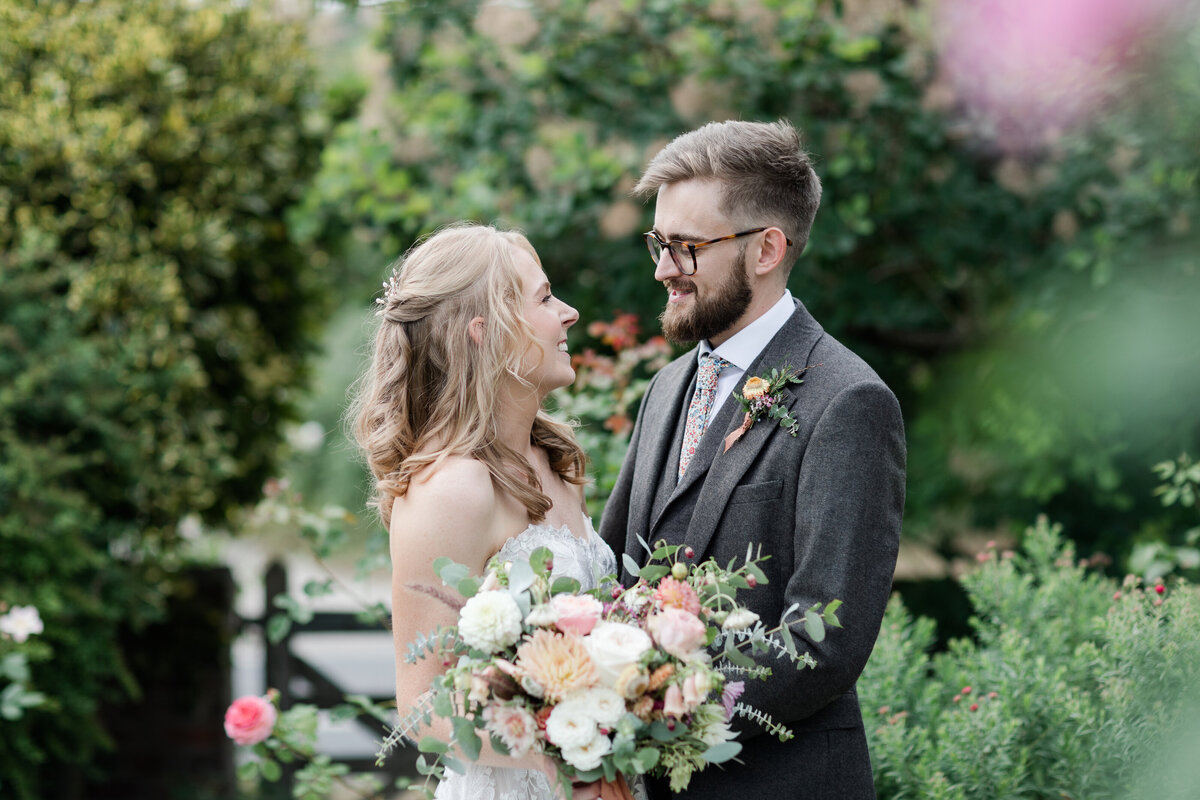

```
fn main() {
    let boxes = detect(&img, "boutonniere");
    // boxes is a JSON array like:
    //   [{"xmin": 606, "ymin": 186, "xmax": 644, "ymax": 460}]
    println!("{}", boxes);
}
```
[{"xmin": 723, "ymin": 364, "xmax": 820, "ymax": 453}]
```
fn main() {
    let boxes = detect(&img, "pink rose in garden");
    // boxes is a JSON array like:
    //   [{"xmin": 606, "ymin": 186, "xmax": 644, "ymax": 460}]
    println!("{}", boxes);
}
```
[
  {"xmin": 646, "ymin": 607, "xmax": 707, "ymax": 660},
  {"xmin": 224, "ymin": 694, "xmax": 278, "ymax": 746},
  {"xmin": 551, "ymin": 593, "xmax": 603, "ymax": 636}
]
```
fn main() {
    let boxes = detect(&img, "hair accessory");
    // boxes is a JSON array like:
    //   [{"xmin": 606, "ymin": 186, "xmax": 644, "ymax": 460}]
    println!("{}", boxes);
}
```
[{"xmin": 376, "ymin": 269, "xmax": 403, "ymax": 314}]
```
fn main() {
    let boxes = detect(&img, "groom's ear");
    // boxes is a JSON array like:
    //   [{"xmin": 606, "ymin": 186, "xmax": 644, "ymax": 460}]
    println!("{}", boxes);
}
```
[
  {"xmin": 467, "ymin": 316, "xmax": 485, "ymax": 345},
  {"xmin": 753, "ymin": 227, "xmax": 790, "ymax": 277}
]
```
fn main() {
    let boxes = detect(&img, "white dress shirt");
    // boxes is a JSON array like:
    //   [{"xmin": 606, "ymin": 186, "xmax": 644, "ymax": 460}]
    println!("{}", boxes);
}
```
[{"xmin": 698, "ymin": 289, "xmax": 796, "ymax": 416}]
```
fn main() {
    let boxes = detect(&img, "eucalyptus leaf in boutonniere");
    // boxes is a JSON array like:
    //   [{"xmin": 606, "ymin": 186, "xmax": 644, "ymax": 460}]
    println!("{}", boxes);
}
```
[{"xmin": 723, "ymin": 364, "xmax": 821, "ymax": 453}]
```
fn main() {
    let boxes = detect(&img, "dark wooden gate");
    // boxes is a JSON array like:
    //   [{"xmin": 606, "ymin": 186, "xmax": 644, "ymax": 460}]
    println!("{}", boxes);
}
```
[{"xmin": 259, "ymin": 561, "xmax": 417, "ymax": 793}]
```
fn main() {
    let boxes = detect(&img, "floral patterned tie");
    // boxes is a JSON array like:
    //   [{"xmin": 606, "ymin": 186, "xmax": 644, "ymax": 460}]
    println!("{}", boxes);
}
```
[{"xmin": 678, "ymin": 354, "xmax": 731, "ymax": 480}]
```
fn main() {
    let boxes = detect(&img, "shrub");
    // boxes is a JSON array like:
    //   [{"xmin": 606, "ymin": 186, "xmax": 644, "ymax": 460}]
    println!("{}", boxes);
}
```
[
  {"xmin": 0, "ymin": 1, "xmax": 329, "ymax": 795},
  {"xmin": 860, "ymin": 517, "xmax": 1200, "ymax": 799}
]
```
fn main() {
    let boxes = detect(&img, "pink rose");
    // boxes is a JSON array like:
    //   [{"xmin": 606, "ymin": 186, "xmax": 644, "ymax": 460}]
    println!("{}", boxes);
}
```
[
  {"xmin": 224, "ymin": 694, "xmax": 277, "ymax": 746},
  {"xmin": 646, "ymin": 607, "xmax": 707, "ymax": 660},
  {"xmin": 552, "ymin": 594, "xmax": 603, "ymax": 636}
]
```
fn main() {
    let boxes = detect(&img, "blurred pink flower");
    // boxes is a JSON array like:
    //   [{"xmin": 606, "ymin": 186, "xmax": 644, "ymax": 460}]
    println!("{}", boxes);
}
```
[
  {"xmin": 551, "ymin": 593, "xmax": 603, "ymax": 637},
  {"xmin": 937, "ymin": 0, "xmax": 1184, "ymax": 150},
  {"xmin": 223, "ymin": 695, "xmax": 277, "ymax": 746},
  {"xmin": 646, "ymin": 607, "xmax": 707, "ymax": 660}
]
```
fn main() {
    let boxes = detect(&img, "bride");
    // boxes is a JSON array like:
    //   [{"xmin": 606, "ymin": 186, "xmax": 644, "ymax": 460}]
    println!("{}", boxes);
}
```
[{"xmin": 350, "ymin": 223, "xmax": 630, "ymax": 800}]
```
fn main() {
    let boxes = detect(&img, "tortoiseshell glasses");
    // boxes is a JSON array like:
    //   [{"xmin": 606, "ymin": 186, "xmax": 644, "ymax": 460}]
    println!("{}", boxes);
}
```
[{"xmin": 643, "ymin": 227, "xmax": 793, "ymax": 275}]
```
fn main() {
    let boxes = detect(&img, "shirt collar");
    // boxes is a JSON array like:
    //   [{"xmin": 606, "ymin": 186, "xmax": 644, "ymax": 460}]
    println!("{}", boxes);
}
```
[{"xmin": 698, "ymin": 289, "xmax": 795, "ymax": 370}]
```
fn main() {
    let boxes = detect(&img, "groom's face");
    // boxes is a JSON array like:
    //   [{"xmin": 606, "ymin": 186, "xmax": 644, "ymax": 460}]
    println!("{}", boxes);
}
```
[{"xmin": 651, "ymin": 178, "xmax": 754, "ymax": 346}]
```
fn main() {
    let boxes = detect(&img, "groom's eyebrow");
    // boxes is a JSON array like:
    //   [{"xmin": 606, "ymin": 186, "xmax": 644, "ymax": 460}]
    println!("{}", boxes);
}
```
[{"xmin": 657, "ymin": 227, "xmax": 704, "ymax": 242}]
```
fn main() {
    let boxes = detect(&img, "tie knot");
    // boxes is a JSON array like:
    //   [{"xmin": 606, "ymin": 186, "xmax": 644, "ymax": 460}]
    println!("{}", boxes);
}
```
[{"xmin": 698, "ymin": 354, "xmax": 730, "ymax": 382}]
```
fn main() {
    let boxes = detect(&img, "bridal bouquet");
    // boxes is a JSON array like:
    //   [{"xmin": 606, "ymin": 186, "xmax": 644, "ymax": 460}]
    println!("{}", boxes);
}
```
[{"xmin": 383, "ymin": 540, "xmax": 842, "ymax": 796}]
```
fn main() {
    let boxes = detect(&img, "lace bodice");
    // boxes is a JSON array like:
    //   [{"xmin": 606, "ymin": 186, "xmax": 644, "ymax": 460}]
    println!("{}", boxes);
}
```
[
  {"xmin": 434, "ymin": 517, "xmax": 616, "ymax": 800},
  {"xmin": 494, "ymin": 516, "xmax": 616, "ymax": 592}
]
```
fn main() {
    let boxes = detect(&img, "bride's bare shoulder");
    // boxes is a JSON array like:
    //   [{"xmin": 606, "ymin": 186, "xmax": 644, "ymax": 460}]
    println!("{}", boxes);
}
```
[{"xmin": 397, "ymin": 455, "xmax": 496, "ymax": 520}]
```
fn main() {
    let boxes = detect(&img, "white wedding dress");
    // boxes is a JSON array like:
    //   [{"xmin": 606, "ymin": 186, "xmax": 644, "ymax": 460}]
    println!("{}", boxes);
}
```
[{"xmin": 434, "ymin": 516, "xmax": 618, "ymax": 800}]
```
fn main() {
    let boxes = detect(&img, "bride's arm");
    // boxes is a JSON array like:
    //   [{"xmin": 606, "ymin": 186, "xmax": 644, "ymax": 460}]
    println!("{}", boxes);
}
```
[{"xmin": 389, "ymin": 458, "xmax": 559, "ymax": 781}]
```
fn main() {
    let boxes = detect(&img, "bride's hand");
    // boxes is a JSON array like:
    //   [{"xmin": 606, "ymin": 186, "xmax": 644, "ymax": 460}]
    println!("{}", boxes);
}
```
[{"xmin": 569, "ymin": 776, "xmax": 636, "ymax": 800}]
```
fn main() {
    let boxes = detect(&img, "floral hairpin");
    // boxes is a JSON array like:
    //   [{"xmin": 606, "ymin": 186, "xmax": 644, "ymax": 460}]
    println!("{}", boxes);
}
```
[
  {"xmin": 723, "ymin": 363, "xmax": 820, "ymax": 452},
  {"xmin": 375, "ymin": 269, "xmax": 402, "ymax": 313}
]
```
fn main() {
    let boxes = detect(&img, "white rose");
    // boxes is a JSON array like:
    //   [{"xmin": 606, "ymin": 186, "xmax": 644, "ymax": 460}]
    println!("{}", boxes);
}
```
[
  {"xmin": 458, "ymin": 591, "xmax": 523, "ymax": 653},
  {"xmin": 584, "ymin": 621, "xmax": 653, "ymax": 689},
  {"xmin": 575, "ymin": 686, "xmax": 626, "ymax": 727},
  {"xmin": 560, "ymin": 732, "xmax": 612, "ymax": 772},
  {"xmin": 545, "ymin": 698, "xmax": 600, "ymax": 750},
  {"xmin": 721, "ymin": 608, "xmax": 760, "ymax": 631}
]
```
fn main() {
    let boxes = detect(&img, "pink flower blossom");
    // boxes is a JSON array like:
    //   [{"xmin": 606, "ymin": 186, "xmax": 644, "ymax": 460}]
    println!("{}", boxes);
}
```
[
  {"xmin": 646, "ymin": 607, "xmax": 707, "ymax": 660},
  {"xmin": 483, "ymin": 704, "xmax": 538, "ymax": 757},
  {"xmin": 663, "ymin": 685, "xmax": 687, "ymax": 718},
  {"xmin": 224, "ymin": 695, "xmax": 277, "ymax": 746},
  {"xmin": 551, "ymin": 594, "xmax": 603, "ymax": 636}
]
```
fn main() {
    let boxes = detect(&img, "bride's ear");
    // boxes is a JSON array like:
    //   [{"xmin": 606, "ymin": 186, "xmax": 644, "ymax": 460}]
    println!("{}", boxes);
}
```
[{"xmin": 467, "ymin": 316, "xmax": 485, "ymax": 345}]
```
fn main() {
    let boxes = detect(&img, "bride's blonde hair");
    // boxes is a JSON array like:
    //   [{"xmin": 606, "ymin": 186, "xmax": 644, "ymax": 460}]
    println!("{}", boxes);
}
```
[{"xmin": 349, "ymin": 223, "xmax": 585, "ymax": 529}]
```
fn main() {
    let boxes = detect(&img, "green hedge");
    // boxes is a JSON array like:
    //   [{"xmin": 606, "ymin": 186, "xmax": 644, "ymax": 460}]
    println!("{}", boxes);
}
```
[
  {"xmin": 859, "ymin": 517, "xmax": 1200, "ymax": 799},
  {"xmin": 0, "ymin": 1, "xmax": 329, "ymax": 795}
]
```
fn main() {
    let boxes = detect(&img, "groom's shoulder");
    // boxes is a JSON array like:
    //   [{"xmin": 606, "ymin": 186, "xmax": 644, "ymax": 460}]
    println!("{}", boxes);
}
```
[{"xmin": 806, "ymin": 328, "xmax": 893, "ymax": 398}]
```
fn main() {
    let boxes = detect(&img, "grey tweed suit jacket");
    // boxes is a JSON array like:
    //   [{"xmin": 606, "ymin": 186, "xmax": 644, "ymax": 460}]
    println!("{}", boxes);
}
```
[{"xmin": 599, "ymin": 299, "xmax": 905, "ymax": 799}]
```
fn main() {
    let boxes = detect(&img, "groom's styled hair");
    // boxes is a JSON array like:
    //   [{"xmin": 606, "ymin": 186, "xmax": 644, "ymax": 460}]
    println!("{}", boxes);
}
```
[{"xmin": 633, "ymin": 119, "xmax": 822, "ymax": 274}]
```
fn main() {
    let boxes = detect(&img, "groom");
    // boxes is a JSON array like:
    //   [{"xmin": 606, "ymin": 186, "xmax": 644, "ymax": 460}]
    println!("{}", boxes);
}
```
[{"xmin": 599, "ymin": 120, "xmax": 905, "ymax": 799}]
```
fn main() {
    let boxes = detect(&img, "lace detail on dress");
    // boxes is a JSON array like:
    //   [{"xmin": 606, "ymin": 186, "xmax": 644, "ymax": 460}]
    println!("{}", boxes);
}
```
[
  {"xmin": 432, "ymin": 516, "xmax": 617, "ymax": 800},
  {"xmin": 494, "ymin": 516, "xmax": 617, "ymax": 592}
]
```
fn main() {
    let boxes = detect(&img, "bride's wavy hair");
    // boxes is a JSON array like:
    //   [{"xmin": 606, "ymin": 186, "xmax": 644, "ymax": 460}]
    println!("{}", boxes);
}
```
[{"xmin": 348, "ymin": 223, "xmax": 585, "ymax": 529}]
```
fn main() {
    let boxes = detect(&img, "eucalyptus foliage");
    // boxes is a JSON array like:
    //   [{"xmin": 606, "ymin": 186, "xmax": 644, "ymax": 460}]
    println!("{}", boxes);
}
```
[{"xmin": 0, "ymin": 1, "xmax": 329, "ymax": 794}]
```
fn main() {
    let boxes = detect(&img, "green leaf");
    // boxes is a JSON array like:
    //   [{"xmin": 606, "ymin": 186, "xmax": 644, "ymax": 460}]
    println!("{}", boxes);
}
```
[
  {"xmin": 649, "ymin": 720, "xmax": 685, "ymax": 741},
  {"xmin": 779, "ymin": 622, "xmax": 797, "ymax": 656},
  {"xmin": 266, "ymin": 613, "xmax": 292, "ymax": 644},
  {"xmin": 622, "ymin": 553, "xmax": 642, "ymax": 578},
  {"xmin": 804, "ymin": 609, "xmax": 826, "ymax": 643},
  {"xmin": 508, "ymin": 559, "xmax": 535, "ymax": 593},
  {"xmin": 550, "ymin": 576, "xmax": 581, "ymax": 595},
  {"xmin": 722, "ymin": 638, "xmax": 756, "ymax": 668},
  {"xmin": 639, "ymin": 564, "xmax": 669, "ymax": 582},
  {"xmin": 529, "ymin": 546, "xmax": 554, "ymax": 574},
  {"xmin": 452, "ymin": 717, "xmax": 482, "ymax": 761},
  {"xmin": 745, "ymin": 563, "xmax": 768, "ymax": 585},
  {"xmin": 823, "ymin": 599, "xmax": 843, "ymax": 628},
  {"xmin": 330, "ymin": 703, "xmax": 358, "ymax": 723},
  {"xmin": 236, "ymin": 761, "xmax": 259, "ymax": 781},
  {"xmin": 702, "ymin": 741, "xmax": 742, "ymax": 763},
  {"xmin": 260, "ymin": 759, "xmax": 282, "ymax": 782},
  {"xmin": 635, "ymin": 746, "xmax": 660, "ymax": 772},
  {"xmin": 457, "ymin": 577, "xmax": 479, "ymax": 598},
  {"xmin": 418, "ymin": 736, "xmax": 450, "ymax": 754}
]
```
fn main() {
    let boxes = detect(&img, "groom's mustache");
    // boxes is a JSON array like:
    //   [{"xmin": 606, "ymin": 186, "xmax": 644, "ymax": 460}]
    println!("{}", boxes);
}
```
[{"xmin": 663, "ymin": 278, "xmax": 697, "ymax": 294}]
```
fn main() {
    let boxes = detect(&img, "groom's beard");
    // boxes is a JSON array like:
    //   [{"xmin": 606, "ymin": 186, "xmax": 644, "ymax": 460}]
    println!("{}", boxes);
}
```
[{"xmin": 660, "ymin": 250, "xmax": 753, "ymax": 344}]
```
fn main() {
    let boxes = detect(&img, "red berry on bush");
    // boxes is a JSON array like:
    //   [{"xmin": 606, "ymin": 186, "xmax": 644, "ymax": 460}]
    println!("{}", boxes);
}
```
[
  {"xmin": 684, "ymin": 547, "xmax": 695, "ymax": 559},
  {"xmin": 746, "ymin": 574, "xmax": 757, "ymax": 588},
  {"xmin": 1155, "ymin": 584, "xmax": 1165, "ymax": 595},
  {"xmin": 969, "ymin": 703, "xmax": 979, "ymax": 712},
  {"xmin": 961, "ymin": 686, "xmax": 972, "ymax": 695}
]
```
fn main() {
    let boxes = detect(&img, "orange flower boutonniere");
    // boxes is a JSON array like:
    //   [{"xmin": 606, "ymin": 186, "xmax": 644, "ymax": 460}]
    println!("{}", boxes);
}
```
[{"xmin": 723, "ymin": 364, "xmax": 820, "ymax": 452}]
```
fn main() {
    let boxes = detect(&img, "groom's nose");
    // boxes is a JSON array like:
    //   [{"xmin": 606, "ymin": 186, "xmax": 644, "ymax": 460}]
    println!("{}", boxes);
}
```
[{"xmin": 653, "ymin": 248, "xmax": 682, "ymax": 282}]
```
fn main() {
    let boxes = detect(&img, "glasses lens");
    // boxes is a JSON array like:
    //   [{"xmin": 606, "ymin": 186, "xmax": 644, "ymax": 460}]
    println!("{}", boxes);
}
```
[{"xmin": 645, "ymin": 233, "xmax": 662, "ymax": 265}]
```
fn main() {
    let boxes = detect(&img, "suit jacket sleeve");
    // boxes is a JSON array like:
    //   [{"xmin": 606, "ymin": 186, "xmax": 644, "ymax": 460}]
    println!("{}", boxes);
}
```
[{"xmin": 736, "ymin": 378, "xmax": 905, "ymax": 732}]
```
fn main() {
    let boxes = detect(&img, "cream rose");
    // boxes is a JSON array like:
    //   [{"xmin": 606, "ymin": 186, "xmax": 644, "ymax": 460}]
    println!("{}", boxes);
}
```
[
  {"xmin": 458, "ymin": 590, "xmax": 524, "ymax": 653},
  {"xmin": 583, "ymin": 621, "xmax": 653, "ymax": 688}
]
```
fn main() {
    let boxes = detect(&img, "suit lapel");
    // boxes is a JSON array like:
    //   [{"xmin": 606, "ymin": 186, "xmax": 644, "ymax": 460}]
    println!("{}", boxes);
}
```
[
  {"xmin": 625, "ymin": 354, "xmax": 697, "ymax": 560},
  {"xmin": 665, "ymin": 301, "xmax": 826, "ymax": 560}
]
